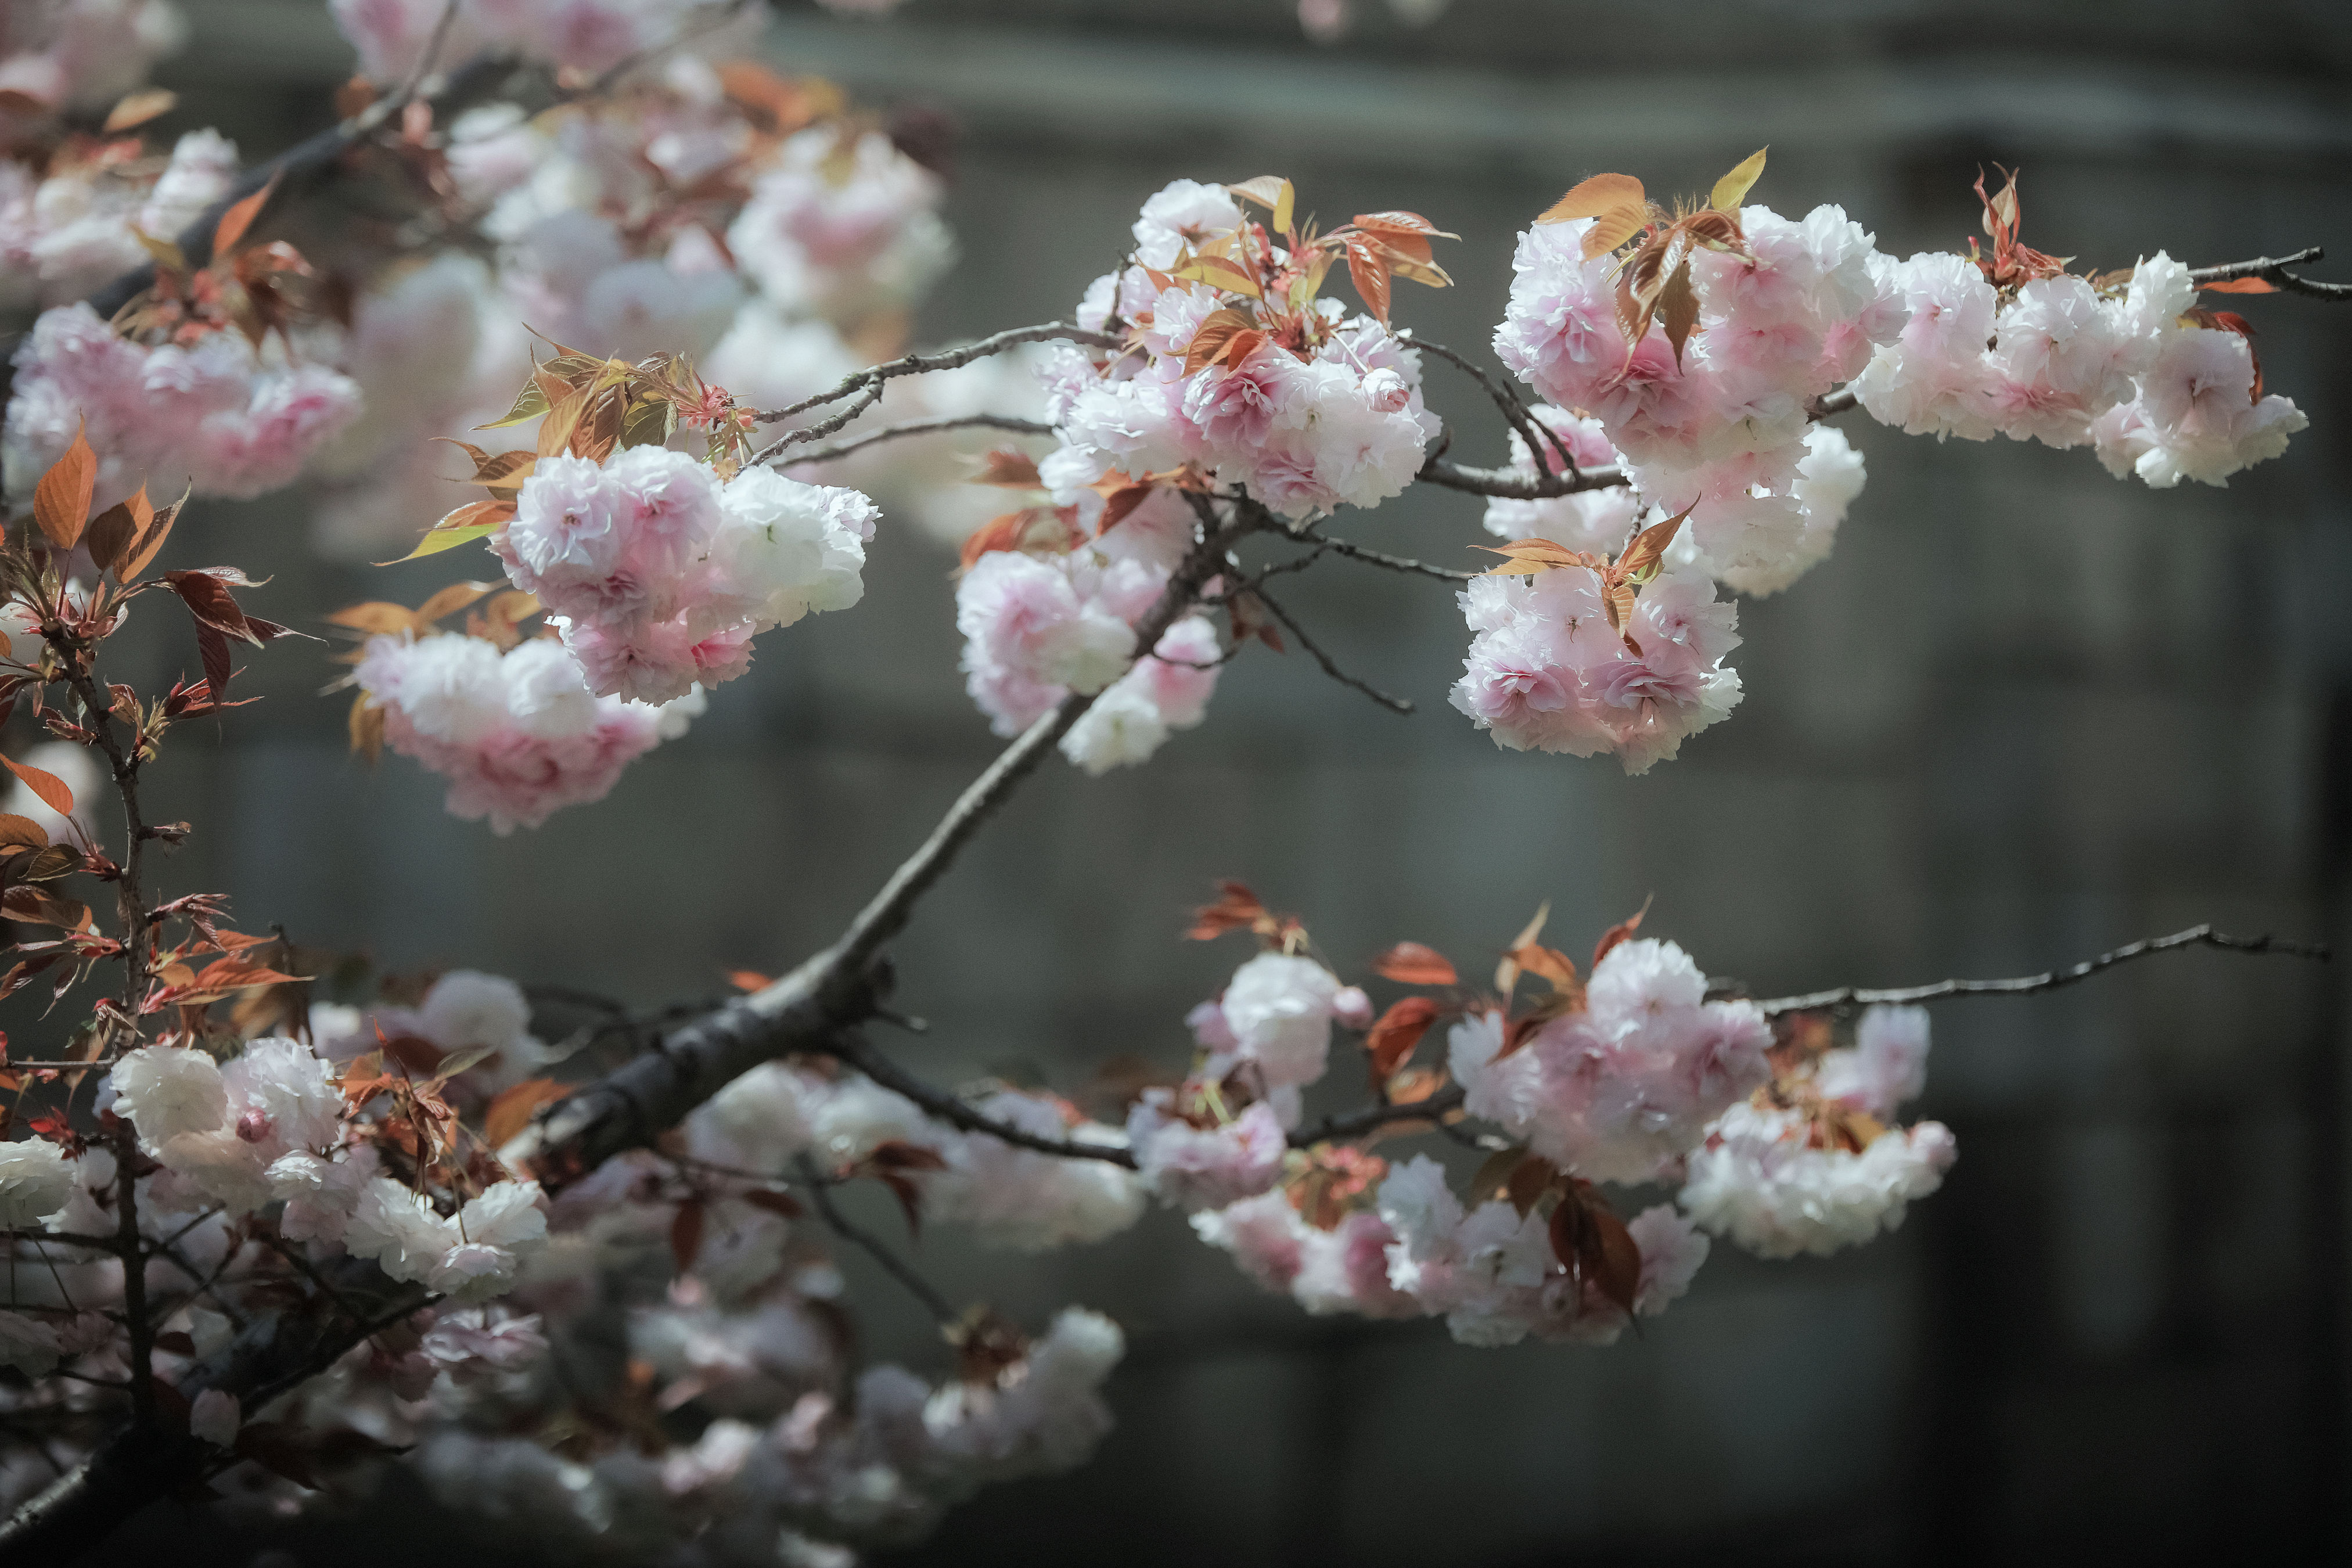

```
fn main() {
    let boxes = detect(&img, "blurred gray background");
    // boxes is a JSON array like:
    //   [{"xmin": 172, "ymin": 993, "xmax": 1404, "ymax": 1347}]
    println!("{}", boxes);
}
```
[{"xmin": 73, "ymin": 0, "xmax": 2352, "ymax": 1562}]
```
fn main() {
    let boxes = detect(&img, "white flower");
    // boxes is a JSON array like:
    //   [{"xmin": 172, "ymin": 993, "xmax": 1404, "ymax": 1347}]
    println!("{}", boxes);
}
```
[
  {"xmin": 0, "ymin": 1140, "xmax": 75, "ymax": 1228},
  {"xmin": 110, "ymin": 1046, "xmax": 228, "ymax": 1144}
]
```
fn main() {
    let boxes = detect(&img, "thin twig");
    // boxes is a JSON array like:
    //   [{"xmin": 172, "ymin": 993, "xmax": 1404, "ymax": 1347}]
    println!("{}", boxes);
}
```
[
  {"xmin": 1417, "ymin": 456, "xmax": 1628, "ymax": 500},
  {"xmin": 1301, "ymin": 529, "xmax": 1475, "ymax": 584},
  {"xmin": 796, "ymin": 1156, "xmax": 956, "ymax": 1324},
  {"xmin": 1251, "ymin": 588, "xmax": 1414, "ymax": 715},
  {"xmin": 1290, "ymin": 1085, "xmax": 1468, "ymax": 1148},
  {"xmin": 826, "ymin": 1036, "xmax": 1137, "ymax": 1168},
  {"xmin": 1404, "ymin": 333, "xmax": 1579, "ymax": 480},
  {"xmin": 389, "ymin": 0, "xmax": 463, "ymax": 106},
  {"xmin": 771, "ymin": 414, "xmax": 1057, "ymax": 469},
  {"xmin": 1753, "ymin": 923, "xmax": 2326, "ymax": 1017},
  {"xmin": 746, "ymin": 323, "xmax": 1121, "ymax": 464},
  {"xmin": 2188, "ymin": 244, "xmax": 2350, "ymax": 300}
]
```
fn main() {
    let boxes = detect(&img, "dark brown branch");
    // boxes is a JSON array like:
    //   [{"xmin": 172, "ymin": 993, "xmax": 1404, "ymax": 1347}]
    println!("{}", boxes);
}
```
[
  {"xmin": 1404, "ymin": 334, "xmax": 1580, "ymax": 481},
  {"xmin": 797, "ymin": 1156, "xmax": 956, "ymax": 1324},
  {"xmin": 510, "ymin": 510, "xmax": 1253, "ymax": 1185},
  {"xmin": 1417, "ymin": 456, "xmax": 1628, "ymax": 500},
  {"xmin": 825, "ymin": 1035, "xmax": 1137, "ymax": 1168},
  {"xmin": 769, "ymin": 414, "xmax": 1057, "ymax": 469},
  {"xmin": 2188, "ymin": 244, "xmax": 2350, "ymax": 300},
  {"xmin": 1252, "ymin": 587, "xmax": 1414, "ymax": 715},
  {"xmin": 1808, "ymin": 389, "xmax": 1859, "ymax": 419},
  {"xmin": 1302, "ymin": 530, "xmax": 1475, "ymax": 584},
  {"xmin": 1752, "ymin": 923, "xmax": 2326, "ymax": 1017},
  {"xmin": 1291, "ymin": 1084, "xmax": 1468, "ymax": 1147}
]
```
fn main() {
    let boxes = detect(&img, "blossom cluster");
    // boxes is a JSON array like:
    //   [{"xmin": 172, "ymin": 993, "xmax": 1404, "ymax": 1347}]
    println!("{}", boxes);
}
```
[
  {"xmin": 1851, "ymin": 251, "xmax": 2306, "ymax": 488},
  {"xmin": 354, "ymin": 630, "xmax": 703, "ymax": 834},
  {"xmin": 954, "ymin": 485, "xmax": 1224, "ymax": 773},
  {"xmin": 491, "ymin": 446, "xmax": 879, "ymax": 706},
  {"xmin": 1034, "ymin": 180, "xmax": 1442, "ymax": 522},
  {"xmin": 331, "ymin": 0, "xmax": 717, "ymax": 84},
  {"xmin": 1448, "ymin": 552, "xmax": 1746, "ymax": 775},
  {"xmin": 5, "ymin": 301, "xmax": 364, "ymax": 509},
  {"xmin": 1679, "ymin": 1004, "xmax": 1958, "ymax": 1257},
  {"xmin": 0, "ymin": 0, "xmax": 183, "ymax": 117},
  {"xmin": 1448, "ymin": 939, "xmax": 1774, "ymax": 1182},
  {"xmin": 0, "ymin": 125, "xmax": 230, "ymax": 312}
]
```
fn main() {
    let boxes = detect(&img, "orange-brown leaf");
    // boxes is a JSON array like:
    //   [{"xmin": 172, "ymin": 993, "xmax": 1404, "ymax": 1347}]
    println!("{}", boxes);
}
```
[
  {"xmin": 116, "ymin": 486, "xmax": 182, "ymax": 582},
  {"xmin": 0, "ymin": 814, "xmax": 48, "ymax": 850},
  {"xmin": 1365, "ymin": 995, "xmax": 1440, "ymax": 1083},
  {"xmin": 1, "ymin": 756, "xmax": 74, "ymax": 818},
  {"xmin": 1511, "ymin": 944, "xmax": 1580, "ymax": 992},
  {"xmin": 211, "ymin": 173, "xmax": 279, "ymax": 259},
  {"xmin": 1371, "ymin": 942, "xmax": 1456, "ymax": 987},
  {"xmin": 670, "ymin": 1200, "xmax": 705, "ymax": 1274},
  {"xmin": 415, "ymin": 581, "xmax": 496, "ymax": 625},
  {"xmin": 348, "ymin": 692, "xmax": 386, "ymax": 763},
  {"xmin": 2200, "ymin": 276, "xmax": 2279, "ymax": 295},
  {"xmin": 324, "ymin": 602, "xmax": 423, "ymax": 636},
  {"xmin": 1493, "ymin": 900, "xmax": 1551, "ymax": 996},
  {"xmin": 1658, "ymin": 259, "xmax": 1699, "ymax": 368},
  {"xmin": 727, "ymin": 969, "xmax": 772, "ymax": 993},
  {"xmin": 1343, "ymin": 235, "xmax": 1391, "ymax": 325},
  {"xmin": 33, "ymin": 423, "xmax": 96, "ymax": 552},
  {"xmin": 739, "ymin": 1186, "xmax": 804, "ymax": 1219},
  {"xmin": 102, "ymin": 88, "xmax": 177, "ymax": 133},
  {"xmin": 1186, "ymin": 879, "xmax": 1268, "ymax": 941},
  {"xmin": 484, "ymin": 1078, "xmax": 573, "ymax": 1147},
  {"xmin": 1591, "ymin": 894, "xmax": 1653, "ymax": 969},
  {"xmin": 969, "ymin": 448, "xmax": 1042, "ymax": 489},
  {"xmin": 1614, "ymin": 500, "xmax": 1695, "ymax": 587},
  {"xmin": 1473, "ymin": 538, "xmax": 1593, "ymax": 576}
]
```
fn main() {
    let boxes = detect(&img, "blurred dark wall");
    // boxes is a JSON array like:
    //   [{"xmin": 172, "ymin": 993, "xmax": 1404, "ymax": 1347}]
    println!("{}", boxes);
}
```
[{"xmin": 77, "ymin": 1, "xmax": 2352, "ymax": 1562}]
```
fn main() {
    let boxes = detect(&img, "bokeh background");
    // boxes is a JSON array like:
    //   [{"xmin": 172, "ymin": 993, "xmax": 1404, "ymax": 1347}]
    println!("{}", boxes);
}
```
[{"xmin": 76, "ymin": 0, "xmax": 2352, "ymax": 1562}]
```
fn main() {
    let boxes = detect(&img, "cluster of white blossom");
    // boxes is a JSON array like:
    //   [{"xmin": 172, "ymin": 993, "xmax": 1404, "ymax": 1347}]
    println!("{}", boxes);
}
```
[
  {"xmin": 5, "ymin": 301, "xmax": 364, "ymax": 508},
  {"xmin": 0, "ymin": 0, "xmax": 182, "ymax": 118},
  {"xmin": 492, "ymin": 445, "xmax": 879, "ymax": 705},
  {"xmin": 1851, "ymin": 251, "xmax": 2306, "ymax": 487},
  {"xmin": 954, "ymin": 485, "xmax": 1225, "ymax": 774},
  {"xmin": 1033, "ymin": 179, "xmax": 1442, "ymax": 522},
  {"xmin": 354, "ymin": 630, "xmax": 704, "ymax": 834},
  {"xmin": 1679, "ymin": 1004, "xmax": 1958, "ymax": 1257},
  {"xmin": 330, "ymin": 0, "xmax": 716, "ymax": 83},
  {"xmin": 0, "ymin": 125, "xmax": 229, "ymax": 312},
  {"xmin": 1448, "ymin": 939, "xmax": 1773, "ymax": 1181}
]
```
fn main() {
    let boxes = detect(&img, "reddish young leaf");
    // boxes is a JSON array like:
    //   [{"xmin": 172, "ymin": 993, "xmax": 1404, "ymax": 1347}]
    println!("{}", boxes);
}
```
[
  {"xmin": 1511, "ymin": 943, "xmax": 1581, "ymax": 993},
  {"xmin": 1343, "ymin": 235, "xmax": 1392, "ymax": 325},
  {"xmin": 739, "ymin": 1187, "xmax": 804, "ymax": 1220},
  {"xmin": 380, "ymin": 1034, "xmax": 444, "ymax": 1076},
  {"xmin": 1591, "ymin": 894, "xmax": 1653, "ymax": 969},
  {"xmin": 1493, "ymin": 900, "xmax": 1552, "ymax": 996},
  {"xmin": 959, "ymin": 510, "xmax": 1030, "ymax": 570},
  {"xmin": 1371, "ymin": 942, "xmax": 1456, "ymax": 986},
  {"xmin": 726, "ymin": 969, "xmax": 772, "ymax": 994},
  {"xmin": 116, "ymin": 487, "xmax": 184, "ymax": 582},
  {"xmin": 1186, "ymin": 880, "xmax": 1268, "ymax": 941},
  {"xmin": 0, "ymin": 756, "xmax": 74, "ymax": 818},
  {"xmin": 1539, "ymin": 172, "xmax": 1651, "ymax": 258},
  {"xmin": 1475, "ymin": 537, "xmax": 1592, "ymax": 576},
  {"xmin": 969, "ymin": 448, "xmax": 1043, "ymax": 489},
  {"xmin": 0, "ymin": 815, "xmax": 48, "ymax": 849},
  {"xmin": 2200, "ymin": 276, "xmax": 2279, "ymax": 295},
  {"xmin": 102, "ymin": 88, "xmax": 177, "ymax": 133},
  {"xmin": 211, "ymin": 172, "xmax": 280, "ymax": 260},
  {"xmin": 84, "ymin": 487, "xmax": 149, "ymax": 575},
  {"xmin": 32, "ymin": 423, "xmax": 96, "ymax": 552},
  {"xmin": 195, "ymin": 621, "xmax": 232, "ymax": 703},
  {"xmin": 670, "ymin": 1200, "xmax": 706, "ymax": 1274},
  {"xmin": 1365, "ymin": 995, "xmax": 1440, "ymax": 1084}
]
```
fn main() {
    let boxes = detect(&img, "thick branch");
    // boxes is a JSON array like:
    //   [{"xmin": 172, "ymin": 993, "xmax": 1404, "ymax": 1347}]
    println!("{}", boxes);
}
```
[
  {"xmin": 1751, "ymin": 923, "xmax": 2325, "ymax": 1017},
  {"xmin": 1290, "ymin": 1085, "xmax": 1468, "ymax": 1148}
]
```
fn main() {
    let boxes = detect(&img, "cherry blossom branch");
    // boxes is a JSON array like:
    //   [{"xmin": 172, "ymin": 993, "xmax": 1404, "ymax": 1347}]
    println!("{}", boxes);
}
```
[
  {"xmin": 825, "ymin": 1035, "xmax": 1138, "ymax": 1168},
  {"xmin": 513, "ymin": 510, "xmax": 1254, "ymax": 1184},
  {"xmin": 1251, "ymin": 587, "xmax": 1415, "ymax": 715},
  {"xmin": 1403, "ymin": 333, "xmax": 1581, "ymax": 480},
  {"xmin": 769, "ymin": 414, "xmax": 1058, "ymax": 468},
  {"xmin": 1299, "ymin": 529, "xmax": 1476, "ymax": 584},
  {"xmin": 796, "ymin": 1155, "xmax": 956, "ymax": 1323},
  {"xmin": 2188, "ymin": 245, "xmax": 2350, "ymax": 300},
  {"xmin": 1290, "ymin": 1085, "xmax": 1469, "ymax": 1147},
  {"xmin": 1750, "ymin": 923, "xmax": 2326, "ymax": 1016},
  {"xmin": 745, "ymin": 323, "xmax": 1123, "ymax": 464},
  {"xmin": 1416, "ymin": 455, "xmax": 1628, "ymax": 499}
]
